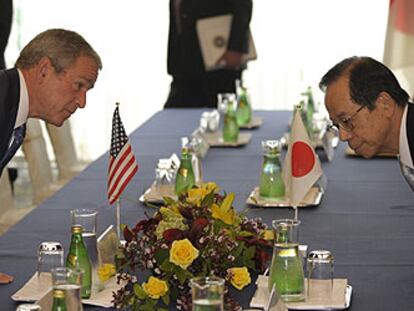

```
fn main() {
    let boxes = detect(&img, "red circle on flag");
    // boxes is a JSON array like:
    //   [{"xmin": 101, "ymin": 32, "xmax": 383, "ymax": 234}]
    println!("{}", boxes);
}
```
[{"xmin": 292, "ymin": 141, "xmax": 315, "ymax": 177}]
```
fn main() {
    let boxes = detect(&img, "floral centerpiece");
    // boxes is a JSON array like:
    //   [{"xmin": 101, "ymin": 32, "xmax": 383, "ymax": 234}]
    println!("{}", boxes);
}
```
[{"xmin": 113, "ymin": 182, "xmax": 273, "ymax": 310}]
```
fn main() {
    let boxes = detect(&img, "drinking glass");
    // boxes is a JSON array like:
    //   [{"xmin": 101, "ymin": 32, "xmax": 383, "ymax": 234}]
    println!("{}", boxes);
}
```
[
  {"xmin": 15, "ymin": 304, "xmax": 42, "ymax": 311},
  {"xmin": 190, "ymin": 276, "xmax": 224, "ymax": 311},
  {"xmin": 51, "ymin": 267, "xmax": 83, "ymax": 311},
  {"xmin": 306, "ymin": 250, "xmax": 334, "ymax": 302},
  {"xmin": 268, "ymin": 219, "xmax": 305, "ymax": 302},
  {"xmin": 217, "ymin": 93, "xmax": 239, "ymax": 143},
  {"xmin": 71, "ymin": 209, "xmax": 102, "ymax": 292},
  {"xmin": 37, "ymin": 241, "xmax": 64, "ymax": 277}
]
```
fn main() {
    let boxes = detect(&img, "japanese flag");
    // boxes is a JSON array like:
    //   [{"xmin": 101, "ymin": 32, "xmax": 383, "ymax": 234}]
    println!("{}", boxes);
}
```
[{"xmin": 283, "ymin": 109, "xmax": 323, "ymax": 207}]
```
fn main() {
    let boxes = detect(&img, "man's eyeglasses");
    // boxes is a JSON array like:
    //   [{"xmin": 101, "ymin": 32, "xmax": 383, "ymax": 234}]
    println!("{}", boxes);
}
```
[{"xmin": 326, "ymin": 105, "xmax": 365, "ymax": 133}]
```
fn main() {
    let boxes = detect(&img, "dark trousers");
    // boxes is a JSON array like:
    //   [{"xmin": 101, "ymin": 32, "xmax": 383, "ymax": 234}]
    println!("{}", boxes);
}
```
[{"xmin": 164, "ymin": 69, "xmax": 242, "ymax": 109}]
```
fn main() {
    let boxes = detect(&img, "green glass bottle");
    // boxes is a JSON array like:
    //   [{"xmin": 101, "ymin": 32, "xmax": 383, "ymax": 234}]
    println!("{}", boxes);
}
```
[
  {"xmin": 223, "ymin": 97, "xmax": 239, "ymax": 143},
  {"xmin": 259, "ymin": 140, "xmax": 285, "ymax": 199},
  {"xmin": 51, "ymin": 289, "xmax": 68, "ymax": 311},
  {"xmin": 66, "ymin": 225, "xmax": 92, "ymax": 299},
  {"xmin": 235, "ymin": 80, "xmax": 252, "ymax": 126},
  {"xmin": 305, "ymin": 86, "xmax": 315, "ymax": 128},
  {"xmin": 175, "ymin": 147, "xmax": 196, "ymax": 195}
]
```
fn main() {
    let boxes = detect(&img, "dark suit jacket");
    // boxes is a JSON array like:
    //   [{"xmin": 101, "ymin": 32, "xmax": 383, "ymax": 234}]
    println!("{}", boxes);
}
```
[
  {"xmin": 0, "ymin": 68, "xmax": 20, "ymax": 176},
  {"xmin": 0, "ymin": 0, "xmax": 13, "ymax": 69},
  {"xmin": 168, "ymin": 0, "xmax": 252, "ymax": 77},
  {"xmin": 406, "ymin": 102, "xmax": 414, "ymax": 163}
]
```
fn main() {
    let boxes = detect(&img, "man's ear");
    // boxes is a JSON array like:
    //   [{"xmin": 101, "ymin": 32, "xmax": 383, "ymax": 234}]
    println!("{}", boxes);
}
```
[
  {"xmin": 37, "ymin": 57, "xmax": 53, "ymax": 82},
  {"xmin": 377, "ymin": 91, "xmax": 395, "ymax": 118}
]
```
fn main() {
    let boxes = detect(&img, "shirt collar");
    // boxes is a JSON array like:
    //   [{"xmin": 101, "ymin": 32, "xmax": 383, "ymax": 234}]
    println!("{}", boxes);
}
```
[
  {"xmin": 14, "ymin": 68, "xmax": 29, "ymax": 129},
  {"xmin": 399, "ymin": 103, "xmax": 413, "ymax": 168}
]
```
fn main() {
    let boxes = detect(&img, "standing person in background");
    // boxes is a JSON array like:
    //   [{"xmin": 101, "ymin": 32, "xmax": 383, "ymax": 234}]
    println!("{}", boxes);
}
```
[{"xmin": 165, "ymin": 0, "xmax": 253, "ymax": 108}]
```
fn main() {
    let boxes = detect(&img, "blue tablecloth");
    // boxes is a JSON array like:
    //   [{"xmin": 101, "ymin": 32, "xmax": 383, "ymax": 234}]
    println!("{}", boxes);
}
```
[{"xmin": 1, "ymin": 109, "xmax": 414, "ymax": 310}]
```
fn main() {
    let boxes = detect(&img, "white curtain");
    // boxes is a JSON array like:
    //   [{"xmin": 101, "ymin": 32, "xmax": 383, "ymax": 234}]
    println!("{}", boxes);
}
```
[{"xmin": 5, "ymin": 0, "xmax": 389, "ymax": 161}]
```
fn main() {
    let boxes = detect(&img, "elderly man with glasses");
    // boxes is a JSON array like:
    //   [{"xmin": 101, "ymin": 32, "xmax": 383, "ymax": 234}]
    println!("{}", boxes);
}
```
[{"xmin": 319, "ymin": 56, "xmax": 414, "ymax": 190}]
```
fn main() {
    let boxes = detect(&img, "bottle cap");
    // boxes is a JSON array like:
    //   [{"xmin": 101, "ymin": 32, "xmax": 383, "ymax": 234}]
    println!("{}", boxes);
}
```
[
  {"xmin": 53, "ymin": 289, "xmax": 65, "ymax": 298},
  {"xmin": 71, "ymin": 225, "xmax": 83, "ymax": 234}
]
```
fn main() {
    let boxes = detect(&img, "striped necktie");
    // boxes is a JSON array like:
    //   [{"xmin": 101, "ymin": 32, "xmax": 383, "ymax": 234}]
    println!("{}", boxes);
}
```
[{"xmin": 0, "ymin": 124, "xmax": 27, "ymax": 171}]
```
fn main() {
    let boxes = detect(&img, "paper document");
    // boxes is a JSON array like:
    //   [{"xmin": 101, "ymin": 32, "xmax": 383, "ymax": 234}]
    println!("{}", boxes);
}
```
[{"xmin": 196, "ymin": 14, "xmax": 257, "ymax": 71}]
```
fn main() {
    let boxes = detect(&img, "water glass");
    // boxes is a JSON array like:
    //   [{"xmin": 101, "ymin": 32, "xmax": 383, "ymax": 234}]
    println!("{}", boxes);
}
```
[
  {"xmin": 15, "ymin": 304, "xmax": 42, "ymax": 311},
  {"xmin": 306, "ymin": 250, "xmax": 334, "ymax": 302},
  {"xmin": 273, "ymin": 219, "xmax": 300, "ymax": 243},
  {"xmin": 71, "ymin": 209, "xmax": 101, "ymax": 292},
  {"xmin": 51, "ymin": 267, "xmax": 83, "ymax": 311},
  {"xmin": 190, "ymin": 276, "xmax": 224, "ymax": 311},
  {"xmin": 37, "ymin": 241, "xmax": 64, "ymax": 277}
]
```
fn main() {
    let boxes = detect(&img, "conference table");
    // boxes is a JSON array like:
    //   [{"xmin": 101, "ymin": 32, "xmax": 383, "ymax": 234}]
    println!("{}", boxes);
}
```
[{"xmin": 1, "ymin": 109, "xmax": 414, "ymax": 311}]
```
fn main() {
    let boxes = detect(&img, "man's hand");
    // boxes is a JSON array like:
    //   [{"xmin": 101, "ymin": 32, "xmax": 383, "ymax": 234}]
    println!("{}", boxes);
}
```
[
  {"xmin": 216, "ymin": 50, "xmax": 244, "ymax": 70},
  {"xmin": 0, "ymin": 272, "xmax": 13, "ymax": 284}
]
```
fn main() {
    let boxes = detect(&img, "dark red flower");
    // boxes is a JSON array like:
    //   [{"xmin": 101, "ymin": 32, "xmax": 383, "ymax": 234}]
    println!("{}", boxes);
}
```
[
  {"xmin": 163, "ymin": 228, "xmax": 185, "ymax": 242},
  {"xmin": 123, "ymin": 226, "xmax": 135, "ymax": 243}
]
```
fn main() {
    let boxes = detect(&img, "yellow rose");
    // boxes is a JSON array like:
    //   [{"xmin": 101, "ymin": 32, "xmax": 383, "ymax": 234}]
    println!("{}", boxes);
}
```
[
  {"xmin": 229, "ymin": 267, "xmax": 251, "ymax": 290},
  {"xmin": 263, "ymin": 229, "xmax": 274, "ymax": 241},
  {"xmin": 97, "ymin": 263, "xmax": 116, "ymax": 282},
  {"xmin": 142, "ymin": 276, "xmax": 168, "ymax": 299},
  {"xmin": 169, "ymin": 238, "xmax": 199, "ymax": 269}
]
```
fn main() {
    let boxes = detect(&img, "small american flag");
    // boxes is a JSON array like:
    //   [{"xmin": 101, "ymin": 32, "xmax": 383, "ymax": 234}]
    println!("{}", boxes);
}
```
[{"xmin": 107, "ymin": 105, "xmax": 138, "ymax": 204}]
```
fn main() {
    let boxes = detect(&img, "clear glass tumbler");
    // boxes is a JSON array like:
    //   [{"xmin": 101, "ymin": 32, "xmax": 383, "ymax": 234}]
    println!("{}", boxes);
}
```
[
  {"xmin": 190, "ymin": 276, "xmax": 224, "ymax": 311},
  {"xmin": 306, "ymin": 250, "xmax": 334, "ymax": 303},
  {"xmin": 51, "ymin": 267, "xmax": 83, "ymax": 311},
  {"xmin": 37, "ymin": 241, "xmax": 64, "ymax": 277}
]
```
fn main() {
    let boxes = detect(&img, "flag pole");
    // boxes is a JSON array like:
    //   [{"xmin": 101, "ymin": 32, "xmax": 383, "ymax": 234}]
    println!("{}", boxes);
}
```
[
  {"xmin": 116, "ymin": 199, "xmax": 121, "ymax": 239},
  {"xmin": 293, "ymin": 206, "xmax": 299, "ymax": 221}
]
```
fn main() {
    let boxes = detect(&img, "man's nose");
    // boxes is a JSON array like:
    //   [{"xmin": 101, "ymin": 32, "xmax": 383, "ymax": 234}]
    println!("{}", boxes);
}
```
[
  {"xmin": 76, "ymin": 91, "xmax": 87, "ymax": 108},
  {"xmin": 338, "ymin": 127, "xmax": 352, "ymax": 141}
]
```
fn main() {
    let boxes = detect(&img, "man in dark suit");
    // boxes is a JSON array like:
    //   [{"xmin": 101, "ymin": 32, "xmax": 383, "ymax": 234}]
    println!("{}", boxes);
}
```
[
  {"xmin": 165, "ymin": 0, "xmax": 253, "ymax": 108},
  {"xmin": 319, "ymin": 56, "xmax": 414, "ymax": 190},
  {"xmin": 0, "ymin": 0, "xmax": 12, "ymax": 70},
  {"xmin": 0, "ymin": 28, "xmax": 102, "ymax": 178}
]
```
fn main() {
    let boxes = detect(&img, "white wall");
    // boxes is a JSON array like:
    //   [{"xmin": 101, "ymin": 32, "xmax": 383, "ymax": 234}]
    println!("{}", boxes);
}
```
[{"xmin": 5, "ymin": 0, "xmax": 389, "ymax": 161}]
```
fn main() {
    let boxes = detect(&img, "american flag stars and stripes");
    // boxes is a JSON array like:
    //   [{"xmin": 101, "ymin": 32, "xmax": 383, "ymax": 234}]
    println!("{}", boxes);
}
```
[{"xmin": 107, "ymin": 106, "xmax": 138, "ymax": 205}]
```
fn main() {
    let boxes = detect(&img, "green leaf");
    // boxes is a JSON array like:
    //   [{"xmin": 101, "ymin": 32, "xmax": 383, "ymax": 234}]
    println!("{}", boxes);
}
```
[
  {"xmin": 161, "ymin": 259, "xmax": 174, "ymax": 272},
  {"xmin": 154, "ymin": 249, "xmax": 169, "ymax": 264},
  {"xmin": 133, "ymin": 284, "xmax": 147, "ymax": 300},
  {"xmin": 244, "ymin": 246, "xmax": 256, "ymax": 259},
  {"xmin": 233, "ymin": 241, "xmax": 245, "ymax": 257},
  {"xmin": 139, "ymin": 302, "xmax": 155, "ymax": 311},
  {"xmin": 200, "ymin": 190, "xmax": 215, "ymax": 208},
  {"xmin": 175, "ymin": 267, "xmax": 188, "ymax": 284},
  {"xmin": 161, "ymin": 294, "xmax": 170, "ymax": 305},
  {"xmin": 163, "ymin": 196, "xmax": 176, "ymax": 206},
  {"xmin": 244, "ymin": 258, "xmax": 255, "ymax": 270},
  {"xmin": 238, "ymin": 230, "xmax": 254, "ymax": 237}
]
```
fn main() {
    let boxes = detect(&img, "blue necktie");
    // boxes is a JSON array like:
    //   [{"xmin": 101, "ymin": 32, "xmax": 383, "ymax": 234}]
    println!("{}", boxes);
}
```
[{"xmin": 0, "ymin": 124, "xmax": 27, "ymax": 171}]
